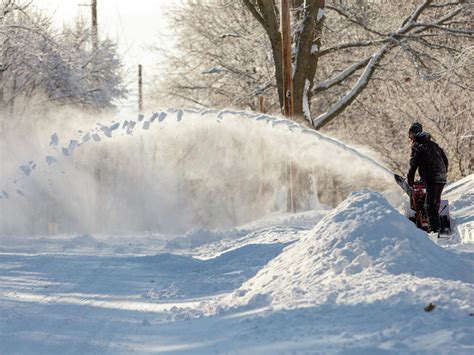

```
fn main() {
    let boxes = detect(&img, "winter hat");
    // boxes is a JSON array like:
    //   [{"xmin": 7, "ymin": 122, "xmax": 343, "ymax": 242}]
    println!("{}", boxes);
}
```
[{"xmin": 408, "ymin": 122, "xmax": 423, "ymax": 134}]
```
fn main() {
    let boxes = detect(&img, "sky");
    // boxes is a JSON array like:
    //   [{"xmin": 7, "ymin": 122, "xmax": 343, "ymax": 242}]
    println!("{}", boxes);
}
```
[{"xmin": 33, "ymin": 0, "xmax": 176, "ymax": 110}]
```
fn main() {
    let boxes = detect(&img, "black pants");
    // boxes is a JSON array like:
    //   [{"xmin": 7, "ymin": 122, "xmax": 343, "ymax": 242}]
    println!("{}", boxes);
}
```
[{"xmin": 425, "ymin": 182, "xmax": 445, "ymax": 232}]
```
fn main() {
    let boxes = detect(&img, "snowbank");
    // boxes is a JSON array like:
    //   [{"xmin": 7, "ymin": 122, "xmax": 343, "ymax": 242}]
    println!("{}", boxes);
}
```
[
  {"xmin": 227, "ymin": 190, "xmax": 474, "ymax": 311},
  {"xmin": 443, "ymin": 174, "xmax": 474, "ymax": 243}
]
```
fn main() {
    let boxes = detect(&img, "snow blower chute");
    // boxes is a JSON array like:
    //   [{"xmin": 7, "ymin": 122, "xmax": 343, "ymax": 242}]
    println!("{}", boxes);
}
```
[{"xmin": 394, "ymin": 174, "xmax": 451, "ymax": 236}]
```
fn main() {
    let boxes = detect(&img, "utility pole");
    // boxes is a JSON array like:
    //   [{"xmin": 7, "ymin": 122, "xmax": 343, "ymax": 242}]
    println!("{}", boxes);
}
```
[
  {"xmin": 0, "ymin": 4, "xmax": 7, "ymax": 114},
  {"xmin": 79, "ymin": 0, "xmax": 98, "ymax": 50},
  {"xmin": 90, "ymin": 0, "xmax": 100, "ymax": 232},
  {"xmin": 258, "ymin": 95, "xmax": 265, "ymax": 113},
  {"xmin": 281, "ymin": 0, "xmax": 294, "ymax": 118},
  {"xmin": 138, "ymin": 64, "xmax": 143, "ymax": 113},
  {"xmin": 91, "ymin": 0, "xmax": 98, "ymax": 50},
  {"xmin": 281, "ymin": 0, "xmax": 296, "ymax": 213},
  {"xmin": 258, "ymin": 95, "xmax": 266, "ymax": 205}
]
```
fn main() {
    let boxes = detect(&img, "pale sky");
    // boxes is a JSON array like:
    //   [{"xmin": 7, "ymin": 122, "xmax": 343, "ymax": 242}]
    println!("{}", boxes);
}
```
[{"xmin": 33, "ymin": 0, "xmax": 176, "ymax": 109}]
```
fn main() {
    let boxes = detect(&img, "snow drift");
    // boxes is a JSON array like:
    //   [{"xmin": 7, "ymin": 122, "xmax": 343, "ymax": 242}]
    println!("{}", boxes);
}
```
[
  {"xmin": 227, "ymin": 190, "xmax": 474, "ymax": 311},
  {"xmin": 443, "ymin": 174, "xmax": 474, "ymax": 243}
]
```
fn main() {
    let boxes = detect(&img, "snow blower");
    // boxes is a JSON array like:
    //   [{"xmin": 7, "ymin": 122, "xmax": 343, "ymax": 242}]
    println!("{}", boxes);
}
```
[{"xmin": 394, "ymin": 174, "xmax": 451, "ymax": 237}]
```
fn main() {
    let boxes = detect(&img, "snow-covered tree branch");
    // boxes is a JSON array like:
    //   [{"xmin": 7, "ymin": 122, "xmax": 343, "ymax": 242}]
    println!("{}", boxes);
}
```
[
  {"xmin": 312, "ymin": 44, "xmax": 389, "ymax": 129},
  {"xmin": 242, "ymin": 0, "xmax": 472, "ymax": 129},
  {"xmin": 313, "ymin": 56, "xmax": 371, "ymax": 93},
  {"xmin": 0, "ymin": 1, "xmax": 127, "ymax": 114}
]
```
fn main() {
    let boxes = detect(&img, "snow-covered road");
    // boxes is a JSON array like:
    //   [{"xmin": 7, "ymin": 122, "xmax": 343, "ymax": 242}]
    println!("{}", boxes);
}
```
[{"xmin": 1, "ymin": 175, "xmax": 473, "ymax": 354}]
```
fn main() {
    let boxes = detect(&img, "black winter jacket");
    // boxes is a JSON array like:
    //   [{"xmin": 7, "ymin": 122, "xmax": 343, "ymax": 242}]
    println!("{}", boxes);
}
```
[{"xmin": 407, "ymin": 132, "xmax": 448, "ymax": 185}]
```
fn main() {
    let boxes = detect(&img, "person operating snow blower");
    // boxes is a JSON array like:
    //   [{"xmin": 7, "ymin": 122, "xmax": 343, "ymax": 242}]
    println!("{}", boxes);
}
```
[{"xmin": 406, "ymin": 122, "xmax": 449, "ymax": 234}]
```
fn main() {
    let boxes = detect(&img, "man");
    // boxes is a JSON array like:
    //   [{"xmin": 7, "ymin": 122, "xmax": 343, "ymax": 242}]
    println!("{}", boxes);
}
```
[{"xmin": 407, "ymin": 122, "xmax": 449, "ymax": 233}]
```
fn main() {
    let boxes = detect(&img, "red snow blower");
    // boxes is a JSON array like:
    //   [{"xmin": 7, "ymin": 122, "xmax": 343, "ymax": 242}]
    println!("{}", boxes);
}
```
[{"xmin": 394, "ymin": 174, "xmax": 451, "ymax": 236}]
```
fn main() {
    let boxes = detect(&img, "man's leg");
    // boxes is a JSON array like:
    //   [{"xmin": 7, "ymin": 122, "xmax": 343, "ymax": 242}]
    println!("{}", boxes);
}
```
[
  {"xmin": 436, "ymin": 183, "xmax": 444, "ymax": 208},
  {"xmin": 425, "ymin": 182, "xmax": 443, "ymax": 232},
  {"xmin": 437, "ymin": 183, "xmax": 446, "ymax": 232}
]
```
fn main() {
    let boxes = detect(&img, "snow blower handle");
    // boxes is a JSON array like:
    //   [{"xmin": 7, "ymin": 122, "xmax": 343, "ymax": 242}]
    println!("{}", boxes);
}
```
[{"xmin": 394, "ymin": 174, "xmax": 413, "ymax": 197}]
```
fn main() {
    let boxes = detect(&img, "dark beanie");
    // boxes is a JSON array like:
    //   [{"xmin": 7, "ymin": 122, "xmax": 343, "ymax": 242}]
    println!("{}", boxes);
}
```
[{"xmin": 409, "ymin": 122, "xmax": 423, "ymax": 134}]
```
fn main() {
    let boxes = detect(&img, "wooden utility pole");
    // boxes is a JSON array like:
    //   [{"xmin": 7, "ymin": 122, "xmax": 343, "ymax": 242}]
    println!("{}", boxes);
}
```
[
  {"xmin": 80, "ymin": 0, "xmax": 98, "ymax": 49},
  {"xmin": 258, "ymin": 95, "xmax": 265, "ymax": 113},
  {"xmin": 138, "ymin": 64, "xmax": 143, "ymax": 113},
  {"xmin": 281, "ymin": 0, "xmax": 294, "ymax": 118},
  {"xmin": 94, "ymin": 165, "xmax": 103, "ymax": 233},
  {"xmin": 258, "ymin": 95, "xmax": 266, "ymax": 205},
  {"xmin": 281, "ymin": 0, "xmax": 296, "ymax": 213},
  {"xmin": 0, "ymin": 5, "xmax": 7, "ymax": 112},
  {"xmin": 91, "ymin": 0, "xmax": 98, "ymax": 50}
]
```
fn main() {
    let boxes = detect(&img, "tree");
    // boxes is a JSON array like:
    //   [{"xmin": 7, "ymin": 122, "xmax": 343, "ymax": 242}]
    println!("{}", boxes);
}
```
[
  {"xmin": 329, "ymin": 44, "xmax": 473, "ymax": 180},
  {"xmin": 243, "ymin": 0, "xmax": 324, "ymax": 124},
  {"xmin": 152, "ymin": 1, "xmax": 280, "ymax": 112},
  {"xmin": 242, "ymin": 0, "xmax": 473, "ymax": 128},
  {"xmin": 0, "ymin": 1, "xmax": 127, "ymax": 114},
  {"xmin": 55, "ymin": 19, "xmax": 128, "ymax": 109}
]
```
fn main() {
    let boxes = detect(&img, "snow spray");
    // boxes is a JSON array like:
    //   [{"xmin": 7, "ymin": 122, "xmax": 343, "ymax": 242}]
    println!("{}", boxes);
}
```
[{"xmin": 0, "ymin": 108, "xmax": 393, "ymax": 236}]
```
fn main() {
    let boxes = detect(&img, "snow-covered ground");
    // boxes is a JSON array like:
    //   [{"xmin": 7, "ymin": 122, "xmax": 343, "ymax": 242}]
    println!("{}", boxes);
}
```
[
  {"xmin": 1, "ymin": 173, "xmax": 472, "ymax": 353},
  {"xmin": 0, "ymin": 110, "xmax": 473, "ymax": 353}
]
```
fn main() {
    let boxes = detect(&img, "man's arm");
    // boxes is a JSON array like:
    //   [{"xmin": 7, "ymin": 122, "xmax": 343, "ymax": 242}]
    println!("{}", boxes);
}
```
[
  {"xmin": 439, "ymin": 146, "xmax": 448, "ymax": 171},
  {"xmin": 407, "ymin": 144, "xmax": 420, "ymax": 186}
]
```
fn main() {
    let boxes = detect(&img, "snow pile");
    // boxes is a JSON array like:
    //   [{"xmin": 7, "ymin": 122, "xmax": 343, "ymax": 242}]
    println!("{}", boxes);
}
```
[
  {"xmin": 165, "ymin": 228, "xmax": 249, "ymax": 250},
  {"xmin": 168, "ymin": 209, "xmax": 329, "ymax": 260},
  {"xmin": 237, "ymin": 208, "xmax": 331, "ymax": 231},
  {"xmin": 226, "ymin": 190, "xmax": 473, "ymax": 311},
  {"xmin": 443, "ymin": 174, "xmax": 474, "ymax": 243}
]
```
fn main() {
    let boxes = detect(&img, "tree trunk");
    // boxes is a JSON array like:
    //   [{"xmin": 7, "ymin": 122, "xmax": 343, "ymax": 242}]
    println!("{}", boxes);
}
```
[
  {"xmin": 243, "ymin": 1, "xmax": 285, "ymax": 110},
  {"xmin": 293, "ymin": 0, "xmax": 325, "ymax": 123},
  {"xmin": 243, "ymin": 0, "xmax": 325, "ymax": 122},
  {"xmin": 281, "ymin": 0, "xmax": 294, "ymax": 116},
  {"xmin": 0, "ymin": 69, "xmax": 4, "ymax": 108},
  {"xmin": 270, "ymin": 39, "xmax": 284, "ymax": 108}
]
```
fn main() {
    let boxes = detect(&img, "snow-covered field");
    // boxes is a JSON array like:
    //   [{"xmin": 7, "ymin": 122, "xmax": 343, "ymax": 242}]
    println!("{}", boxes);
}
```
[{"xmin": 0, "ymin": 110, "xmax": 473, "ymax": 354}]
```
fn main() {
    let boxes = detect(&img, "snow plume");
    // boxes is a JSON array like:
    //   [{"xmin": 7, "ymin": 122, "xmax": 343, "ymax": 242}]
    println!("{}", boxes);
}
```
[{"xmin": 0, "ymin": 109, "xmax": 394, "ymax": 236}]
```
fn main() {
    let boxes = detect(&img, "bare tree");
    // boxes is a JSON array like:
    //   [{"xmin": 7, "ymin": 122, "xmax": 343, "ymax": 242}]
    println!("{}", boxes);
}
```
[
  {"xmin": 155, "ymin": 1, "xmax": 472, "ymax": 127},
  {"xmin": 151, "ymin": 1, "xmax": 280, "ymax": 112},
  {"xmin": 325, "ymin": 41, "xmax": 473, "ymax": 180},
  {"xmin": 243, "ymin": 0, "xmax": 473, "ymax": 128}
]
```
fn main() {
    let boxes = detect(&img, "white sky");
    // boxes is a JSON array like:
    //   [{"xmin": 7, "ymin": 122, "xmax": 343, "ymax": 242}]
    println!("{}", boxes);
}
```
[{"xmin": 33, "ymin": 0, "xmax": 176, "ymax": 109}]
